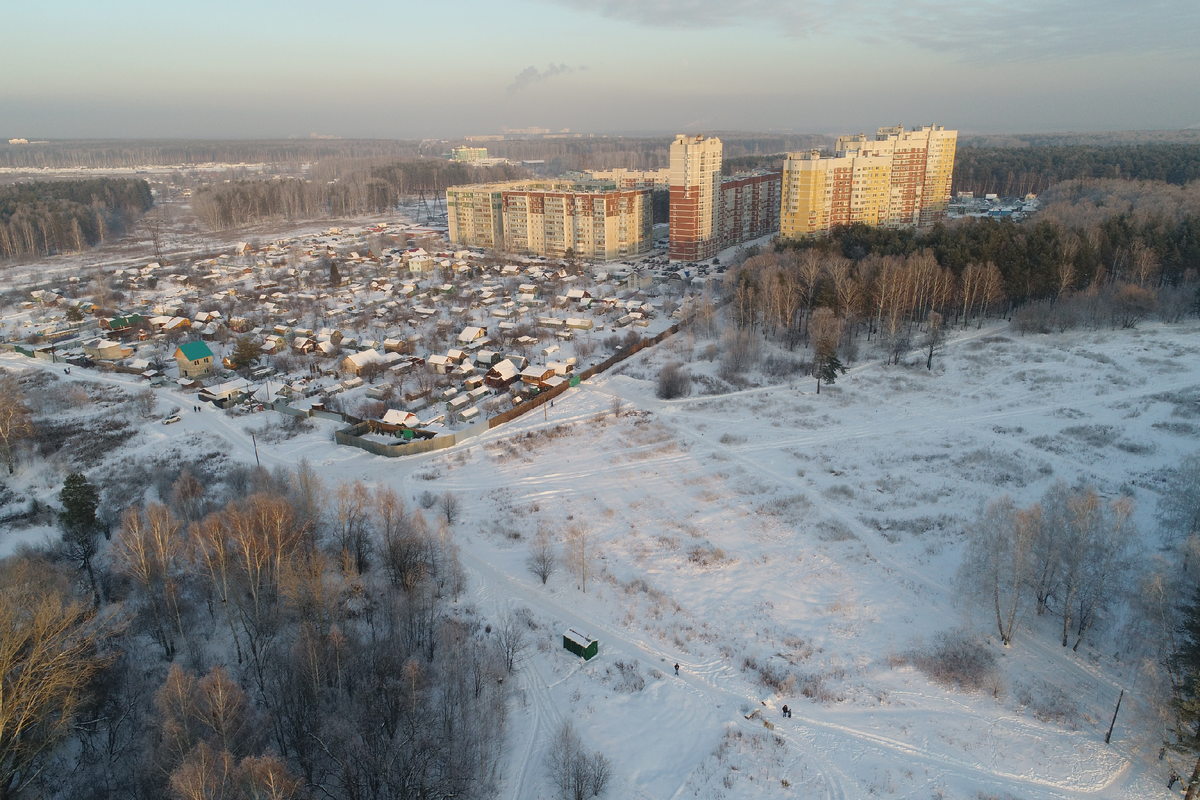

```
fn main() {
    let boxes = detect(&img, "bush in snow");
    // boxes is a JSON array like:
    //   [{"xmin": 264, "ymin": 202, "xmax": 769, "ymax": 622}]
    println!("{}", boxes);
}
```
[{"xmin": 908, "ymin": 629, "xmax": 997, "ymax": 693}]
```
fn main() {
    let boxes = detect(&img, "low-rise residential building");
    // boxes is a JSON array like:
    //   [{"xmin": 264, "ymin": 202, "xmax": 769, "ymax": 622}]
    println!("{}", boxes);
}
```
[{"xmin": 175, "ymin": 340, "xmax": 214, "ymax": 378}]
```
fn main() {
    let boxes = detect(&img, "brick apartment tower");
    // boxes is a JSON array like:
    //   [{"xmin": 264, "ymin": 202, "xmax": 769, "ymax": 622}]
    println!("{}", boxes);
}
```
[{"xmin": 669, "ymin": 134, "xmax": 722, "ymax": 261}]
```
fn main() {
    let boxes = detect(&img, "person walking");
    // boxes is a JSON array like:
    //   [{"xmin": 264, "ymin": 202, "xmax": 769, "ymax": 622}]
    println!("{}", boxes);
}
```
[
  {"xmin": 782, "ymin": 704, "xmax": 791, "ymax": 718},
  {"xmin": 674, "ymin": 663, "xmax": 679, "ymax": 676}
]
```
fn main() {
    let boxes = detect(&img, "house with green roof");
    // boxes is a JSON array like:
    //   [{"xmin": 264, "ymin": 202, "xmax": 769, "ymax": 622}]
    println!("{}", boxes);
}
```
[{"xmin": 175, "ymin": 340, "xmax": 215, "ymax": 378}]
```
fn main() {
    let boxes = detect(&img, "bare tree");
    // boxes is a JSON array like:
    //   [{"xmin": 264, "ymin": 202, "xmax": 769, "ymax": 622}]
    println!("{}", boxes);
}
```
[
  {"xmin": 609, "ymin": 394, "xmax": 623, "ymax": 419},
  {"xmin": 332, "ymin": 480, "xmax": 371, "ymax": 574},
  {"xmin": 0, "ymin": 557, "xmax": 118, "ymax": 799},
  {"xmin": 922, "ymin": 310, "xmax": 946, "ymax": 371},
  {"xmin": 1158, "ymin": 453, "xmax": 1200, "ymax": 555},
  {"xmin": 132, "ymin": 388, "xmax": 157, "ymax": 418},
  {"xmin": 544, "ymin": 720, "xmax": 612, "ymax": 800},
  {"xmin": 957, "ymin": 496, "xmax": 1036, "ymax": 645},
  {"xmin": 565, "ymin": 523, "xmax": 595, "ymax": 593},
  {"xmin": 440, "ymin": 492, "xmax": 462, "ymax": 525},
  {"xmin": 526, "ymin": 531, "xmax": 557, "ymax": 585},
  {"xmin": 494, "ymin": 611, "xmax": 530, "ymax": 674},
  {"xmin": 0, "ymin": 375, "xmax": 34, "ymax": 474}
]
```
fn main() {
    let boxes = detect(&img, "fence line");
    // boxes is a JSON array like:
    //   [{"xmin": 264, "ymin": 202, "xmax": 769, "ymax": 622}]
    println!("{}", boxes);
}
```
[{"xmin": 286, "ymin": 301, "xmax": 717, "ymax": 459}]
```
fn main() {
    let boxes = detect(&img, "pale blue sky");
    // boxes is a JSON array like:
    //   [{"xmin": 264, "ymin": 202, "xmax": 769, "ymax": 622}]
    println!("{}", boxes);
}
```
[{"xmin": 3, "ymin": 0, "xmax": 1199, "ymax": 138}]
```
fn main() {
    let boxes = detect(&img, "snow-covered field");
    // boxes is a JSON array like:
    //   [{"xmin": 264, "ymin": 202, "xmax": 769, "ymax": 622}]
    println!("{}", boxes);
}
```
[{"xmin": 3, "ymin": 319, "xmax": 1198, "ymax": 799}]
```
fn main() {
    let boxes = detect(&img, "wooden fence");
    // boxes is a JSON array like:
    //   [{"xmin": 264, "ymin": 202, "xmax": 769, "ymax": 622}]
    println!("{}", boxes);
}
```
[{"xmin": 293, "ymin": 302, "xmax": 716, "ymax": 459}]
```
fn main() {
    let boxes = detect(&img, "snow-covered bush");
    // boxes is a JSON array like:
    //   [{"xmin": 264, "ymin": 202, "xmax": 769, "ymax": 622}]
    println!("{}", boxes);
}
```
[{"xmin": 907, "ymin": 629, "xmax": 997, "ymax": 693}]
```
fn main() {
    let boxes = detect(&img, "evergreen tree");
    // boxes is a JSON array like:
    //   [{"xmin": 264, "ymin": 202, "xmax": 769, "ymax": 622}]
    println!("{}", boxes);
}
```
[
  {"xmin": 816, "ymin": 354, "xmax": 846, "ymax": 393},
  {"xmin": 59, "ymin": 472, "xmax": 101, "ymax": 607},
  {"xmin": 329, "ymin": 260, "xmax": 341, "ymax": 287},
  {"xmin": 229, "ymin": 335, "xmax": 262, "ymax": 372}
]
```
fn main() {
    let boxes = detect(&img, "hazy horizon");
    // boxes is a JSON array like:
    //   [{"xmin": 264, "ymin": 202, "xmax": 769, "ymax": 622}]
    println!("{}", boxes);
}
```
[{"xmin": 4, "ymin": 0, "xmax": 1199, "ymax": 140}]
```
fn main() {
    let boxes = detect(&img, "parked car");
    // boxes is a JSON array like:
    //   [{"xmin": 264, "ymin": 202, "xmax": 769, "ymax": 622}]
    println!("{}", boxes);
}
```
[{"xmin": 162, "ymin": 414, "xmax": 182, "ymax": 425}]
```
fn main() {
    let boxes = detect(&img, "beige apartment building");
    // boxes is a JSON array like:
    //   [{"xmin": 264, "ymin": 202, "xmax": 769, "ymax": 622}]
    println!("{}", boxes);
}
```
[
  {"xmin": 580, "ymin": 167, "xmax": 671, "ymax": 190},
  {"xmin": 446, "ymin": 180, "xmax": 653, "ymax": 261},
  {"xmin": 780, "ymin": 125, "xmax": 957, "ymax": 240}
]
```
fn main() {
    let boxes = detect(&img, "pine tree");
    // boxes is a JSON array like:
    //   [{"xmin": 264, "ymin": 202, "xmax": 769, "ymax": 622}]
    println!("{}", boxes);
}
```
[
  {"xmin": 816, "ymin": 354, "xmax": 845, "ymax": 394},
  {"xmin": 329, "ymin": 260, "xmax": 341, "ymax": 287},
  {"xmin": 229, "ymin": 335, "xmax": 262, "ymax": 372},
  {"xmin": 59, "ymin": 473, "xmax": 101, "ymax": 607}
]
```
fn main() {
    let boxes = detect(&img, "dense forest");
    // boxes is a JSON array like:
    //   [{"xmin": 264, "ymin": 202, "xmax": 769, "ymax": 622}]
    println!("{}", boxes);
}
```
[
  {"xmin": 951, "ymin": 144, "xmax": 1200, "ymax": 197},
  {"xmin": 702, "ymin": 177, "xmax": 1200, "ymax": 364},
  {"xmin": 0, "ymin": 178, "xmax": 154, "ymax": 259},
  {"xmin": 0, "ymin": 140, "xmax": 432, "ymax": 170},
  {"xmin": 0, "ymin": 433, "xmax": 511, "ymax": 800},
  {"xmin": 777, "ymin": 180, "xmax": 1200, "ymax": 302},
  {"xmin": 192, "ymin": 160, "xmax": 525, "ymax": 230}
]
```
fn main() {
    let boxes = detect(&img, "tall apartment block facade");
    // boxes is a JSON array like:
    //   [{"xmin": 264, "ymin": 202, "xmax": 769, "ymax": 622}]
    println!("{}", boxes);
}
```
[
  {"xmin": 446, "ymin": 180, "xmax": 652, "ymax": 261},
  {"xmin": 668, "ymin": 134, "xmax": 782, "ymax": 261},
  {"xmin": 669, "ymin": 134, "xmax": 723, "ymax": 261},
  {"xmin": 780, "ymin": 125, "xmax": 957, "ymax": 240},
  {"xmin": 718, "ymin": 169, "xmax": 781, "ymax": 251},
  {"xmin": 579, "ymin": 167, "xmax": 671, "ymax": 190}
]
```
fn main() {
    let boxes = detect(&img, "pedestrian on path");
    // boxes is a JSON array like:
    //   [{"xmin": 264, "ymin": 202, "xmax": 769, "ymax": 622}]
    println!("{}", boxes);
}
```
[{"xmin": 674, "ymin": 663, "xmax": 679, "ymax": 676}]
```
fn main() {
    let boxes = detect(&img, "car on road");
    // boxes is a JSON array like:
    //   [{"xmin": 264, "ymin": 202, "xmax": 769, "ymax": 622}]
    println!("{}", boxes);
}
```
[{"xmin": 162, "ymin": 414, "xmax": 182, "ymax": 425}]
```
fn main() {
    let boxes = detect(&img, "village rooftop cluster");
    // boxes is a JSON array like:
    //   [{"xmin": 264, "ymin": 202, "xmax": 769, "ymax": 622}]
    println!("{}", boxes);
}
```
[{"xmin": 1, "ymin": 221, "xmax": 710, "ymax": 442}]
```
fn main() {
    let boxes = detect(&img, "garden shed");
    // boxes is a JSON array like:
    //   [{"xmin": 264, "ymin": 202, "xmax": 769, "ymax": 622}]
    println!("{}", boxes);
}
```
[{"xmin": 563, "ymin": 628, "xmax": 598, "ymax": 661}]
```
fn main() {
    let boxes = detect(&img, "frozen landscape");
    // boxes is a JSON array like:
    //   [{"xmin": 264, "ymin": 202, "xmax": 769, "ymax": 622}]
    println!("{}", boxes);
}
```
[{"xmin": 3, "ymin": 313, "xmax": 1196, "ymax": 799}]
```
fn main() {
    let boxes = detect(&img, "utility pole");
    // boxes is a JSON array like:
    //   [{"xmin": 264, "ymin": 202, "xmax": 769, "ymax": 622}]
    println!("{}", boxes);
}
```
[
  {"xmin": 1106, "ymin": 689, "xmax": 1124, "ymax": 744},
  {"xmin": 251, "ymin": 432, "xmax": 260, "ymax": 466}
]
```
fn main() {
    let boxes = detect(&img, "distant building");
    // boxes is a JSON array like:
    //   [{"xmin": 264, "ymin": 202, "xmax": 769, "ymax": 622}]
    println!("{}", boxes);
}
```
[
  {"xmin": 446, "ymin": 180, "xmax": 653, "ymax": 261},
  {"xmin": 669, "ymin": 134, "xmax": 724, "ymax": 261},
  {"xmin": 780, "ymin": 124, "xmax": 957, "ymax": 240},
  {"xmin": 452, "ymin": 146, "xmax": 488, "ymax": 163},
  {"xmin": 580, "ymin": 168, "xmax": 671, "ymax": 190}
]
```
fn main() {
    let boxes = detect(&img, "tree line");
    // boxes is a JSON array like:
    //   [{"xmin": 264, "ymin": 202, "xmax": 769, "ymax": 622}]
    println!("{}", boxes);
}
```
[
  {"xmin": 192, "ymin": 160, "xmax": 524, "ymax": 230},
  {"xmin": 0, "ymin": 140, "xmax": 432, "ymax": 171},
  {"xmin": 0, "ymin": 178, "xmax": 154, "ymax": 260},
  {"xmin": 780, "ymin": 210, "xmax": 1200, "ymax": 304},
  {"xmin": 952, "ymin": 144, "xmax": 1200, "ymax": 197}
]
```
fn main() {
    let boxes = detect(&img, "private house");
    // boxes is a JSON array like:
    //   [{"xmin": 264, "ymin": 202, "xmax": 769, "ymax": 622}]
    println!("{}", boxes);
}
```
[
  {"xmin": 341, "ymin": 348, "xmax": 385, "ymax": 376},
  {"xmin": 82, "ymin": 338, "xmax": 131, "ymax": 361},
  {"xmin": 457, "ymin": 326, "xmax": 487, "ymax": 344},
  {"xmin": 484, "ymin": 358, "xmax": 520, "ymax": 390},
  {"xmin": 175, "ymin": 340, "xmax": 215, "ymax": 378},
  {"xmin": 519, "ymin": 365, "xmax": 556, "ymax": 388}
]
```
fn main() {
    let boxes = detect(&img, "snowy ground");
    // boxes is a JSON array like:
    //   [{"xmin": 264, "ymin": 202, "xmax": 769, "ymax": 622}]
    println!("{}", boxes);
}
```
[{"xmin": 3, "ymin": 319, "xmax": 1199, "ymax": 799}]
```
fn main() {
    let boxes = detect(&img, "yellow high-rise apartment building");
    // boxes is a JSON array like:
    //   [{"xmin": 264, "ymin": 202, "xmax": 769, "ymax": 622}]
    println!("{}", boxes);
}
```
[{"xmin": 780, "ymin": 125, "xmax": 956, "ymax": 240}]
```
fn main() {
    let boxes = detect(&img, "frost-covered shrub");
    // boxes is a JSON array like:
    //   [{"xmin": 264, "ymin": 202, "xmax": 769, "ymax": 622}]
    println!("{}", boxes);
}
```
[
  {"xmin": 656, "ymin": 362, "xmax": 692, "ymax": 399},
  {"xmin": 908, "ymin": 629, "xmax": 997, "ymax": 693}
]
